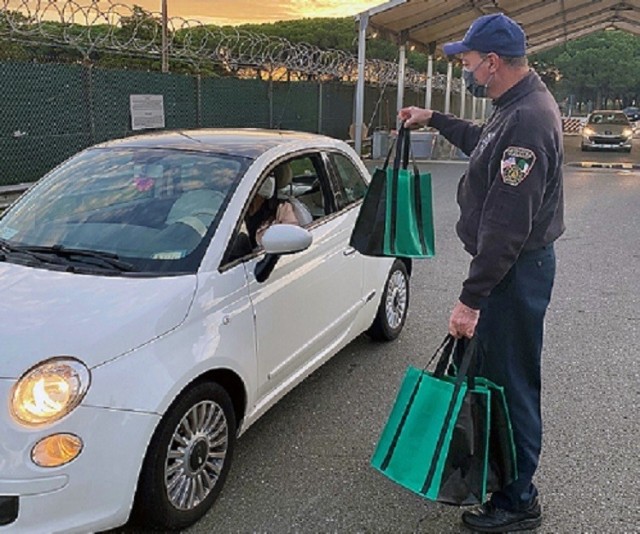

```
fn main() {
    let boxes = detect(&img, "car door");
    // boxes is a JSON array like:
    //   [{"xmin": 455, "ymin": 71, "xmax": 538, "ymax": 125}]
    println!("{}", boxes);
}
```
[
  {"xmin": 242, "ymin": 151, "xmax": 365, "ymax": 400},
  {"xmin": 324, "ymin": 149, "xmax": 391, "ymax": 306}
]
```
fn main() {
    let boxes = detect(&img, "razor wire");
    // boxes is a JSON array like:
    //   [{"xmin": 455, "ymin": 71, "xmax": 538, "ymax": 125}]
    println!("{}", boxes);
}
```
[{"xmin": 0, "ymin": 0, "xmax": 458, "ymax": 92}]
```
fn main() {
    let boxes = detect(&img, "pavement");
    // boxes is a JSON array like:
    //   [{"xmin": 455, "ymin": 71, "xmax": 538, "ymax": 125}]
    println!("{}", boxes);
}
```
[
  {"xmin": 175, "ymin": 139, "xmax": 639, "ymax": 533},
  {"xmin": 9, "ymin": 134, "xmax": 640, "ymax": 533}
]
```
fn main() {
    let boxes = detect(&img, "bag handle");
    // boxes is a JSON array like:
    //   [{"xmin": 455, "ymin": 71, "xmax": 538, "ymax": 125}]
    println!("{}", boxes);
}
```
[
  {"xmin": 393, "ymin": 125, "xmax": 409, "ymax": 170},
  {"xmin": 424, "ymin": 334, "xmax": 455, "ymax": 372},
  {"xmin": 420, "ymin": 336, "xmax": 478, "ymax": 495},
  {"xmin": 382, "ymin": 123, "xmax": 417, "ymax": 172},
  {"xmin": 382, "ymin": 134, "xmax": 397, "ymax": 170},
  {"xmin": 423, "ymin": 334, "xmax": 477, "ymax": 380}
]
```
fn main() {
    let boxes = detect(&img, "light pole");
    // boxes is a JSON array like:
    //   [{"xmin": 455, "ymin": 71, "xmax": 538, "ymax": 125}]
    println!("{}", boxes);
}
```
[{"xmin": 161, "ymin": 0, "xmax": 169, "ymax": 73}]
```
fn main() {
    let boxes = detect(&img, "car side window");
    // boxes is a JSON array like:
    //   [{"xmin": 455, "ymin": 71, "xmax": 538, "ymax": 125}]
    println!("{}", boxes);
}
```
[
  {"xmin": 220, "ymin": 153, "xmax": 335, "ymax": 268},
  {"xmin": 277, "ymin": 156, "xmax": 326, "ymax": 222},
  {"xmin": 328, "ymin": 152, "xmax": 368, "ymax": 211}
]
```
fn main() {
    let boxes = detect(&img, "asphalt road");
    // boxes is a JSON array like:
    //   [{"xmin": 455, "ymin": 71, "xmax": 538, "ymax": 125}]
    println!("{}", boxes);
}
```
[
  {"xmin": 178, "ymin": 139, "xmax": 640, "ymax": 534},
  {"xmin": 110, "ymin": 136, "xmax": 639, "ymax": 534}
]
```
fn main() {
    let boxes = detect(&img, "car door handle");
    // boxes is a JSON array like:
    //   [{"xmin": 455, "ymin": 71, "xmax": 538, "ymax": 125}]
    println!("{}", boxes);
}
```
[{"xmin": 343, "ymin": 247, "xmax": 357, "ymax": 256}]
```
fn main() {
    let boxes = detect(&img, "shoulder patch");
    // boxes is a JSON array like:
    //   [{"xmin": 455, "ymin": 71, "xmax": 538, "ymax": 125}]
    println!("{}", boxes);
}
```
[{"xmin": 500, "ymin": 146, "xmax": 536, "ymax": 186}]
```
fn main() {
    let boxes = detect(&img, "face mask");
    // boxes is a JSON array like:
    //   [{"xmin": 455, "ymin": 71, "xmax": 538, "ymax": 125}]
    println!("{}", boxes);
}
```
[{"xmin": 463, "ymin": 57, "xmax": 491, "ymax": 98}]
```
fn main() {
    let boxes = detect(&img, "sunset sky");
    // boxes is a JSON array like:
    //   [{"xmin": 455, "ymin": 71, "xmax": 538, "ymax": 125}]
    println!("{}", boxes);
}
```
[
  {"xmin": 157, "ymin": 1, "xmax": 382, "ymax": 24},
  {"xmin": 61, "ymin": 1, "xmax": 386, "ymax": 25}
]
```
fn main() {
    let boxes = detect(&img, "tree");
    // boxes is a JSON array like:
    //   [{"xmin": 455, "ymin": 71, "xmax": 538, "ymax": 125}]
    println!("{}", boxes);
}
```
[
  {"xmin": 531, "ymin": 31, "xmax": 640, "ymax": 110},
  {"xmin": 118, "ymin": 5, "xmax": 164, "ymax": 45}
]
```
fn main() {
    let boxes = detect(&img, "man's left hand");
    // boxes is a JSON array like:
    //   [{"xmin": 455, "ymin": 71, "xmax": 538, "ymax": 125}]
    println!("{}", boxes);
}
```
[{"xmin": 449, "ymin": 300, "xmax": 480, "ymax": 339}]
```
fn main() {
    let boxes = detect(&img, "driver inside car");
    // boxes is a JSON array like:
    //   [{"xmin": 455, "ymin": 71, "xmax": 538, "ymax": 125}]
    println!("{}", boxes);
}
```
[{"xmin": 245, "ymin": 174, "xmax": 300, "ymax": 248}]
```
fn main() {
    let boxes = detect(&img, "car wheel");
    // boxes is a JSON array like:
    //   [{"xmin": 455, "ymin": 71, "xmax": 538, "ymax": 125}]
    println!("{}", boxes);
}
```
[
  {"xmin": 367, "ymin": 259, "xmax": 410, "ymax": 341},
  {"xmin": 132, "ymin": 382, "xmax": 236, "ymax": 531}
]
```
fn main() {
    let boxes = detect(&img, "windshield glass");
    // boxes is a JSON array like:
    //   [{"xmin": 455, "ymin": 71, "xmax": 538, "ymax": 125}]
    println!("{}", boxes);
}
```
[
  {"xmin": 0, "ymin": 148, "xmax": 249, "ymax": 274},
  {"xmin": 588, "ymin": 113, "xmax": 630, "ymax": 125}
]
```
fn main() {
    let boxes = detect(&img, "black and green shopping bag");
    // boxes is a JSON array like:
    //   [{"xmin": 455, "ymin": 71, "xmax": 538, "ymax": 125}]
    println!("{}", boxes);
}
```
[
  {"xmin": 370, "ymin": 336, "xmax": 517, "ymax": 506},
  {"xmin": 349, "ymin": 126, "xmax": 435, "ymax": 258}
]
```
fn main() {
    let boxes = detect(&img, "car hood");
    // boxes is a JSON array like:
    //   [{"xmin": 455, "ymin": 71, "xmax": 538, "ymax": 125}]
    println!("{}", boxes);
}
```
[
  {"xmin": 589, "ymin": 124, "xmax": 628, "ymax": 134},
  {"xmin": 0, "ymin": 262, "xmax": 197, "ymax": 378}
]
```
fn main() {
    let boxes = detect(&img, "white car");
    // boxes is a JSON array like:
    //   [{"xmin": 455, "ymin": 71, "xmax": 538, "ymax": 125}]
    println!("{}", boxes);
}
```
[{"xmin": 0, "ymin": 129, "xmax": 410, "ymax": 533}]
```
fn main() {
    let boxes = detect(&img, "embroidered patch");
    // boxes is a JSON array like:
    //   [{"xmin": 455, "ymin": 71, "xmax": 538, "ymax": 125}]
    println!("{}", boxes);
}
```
[{"xmin": 500, "ymin": 146, "xmax": 536, "ymax": 186}]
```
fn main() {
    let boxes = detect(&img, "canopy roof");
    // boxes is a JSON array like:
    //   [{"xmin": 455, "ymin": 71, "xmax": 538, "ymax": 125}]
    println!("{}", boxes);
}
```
[{"xmin": 360, "ymin": 0, "xmax": 640, "ymax": 55}]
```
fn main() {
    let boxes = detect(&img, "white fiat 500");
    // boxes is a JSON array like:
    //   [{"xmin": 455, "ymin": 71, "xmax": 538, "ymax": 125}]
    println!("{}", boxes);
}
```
[{"xmin": 0, "ymin": 129, "xmax": 410, "ymax": 533}]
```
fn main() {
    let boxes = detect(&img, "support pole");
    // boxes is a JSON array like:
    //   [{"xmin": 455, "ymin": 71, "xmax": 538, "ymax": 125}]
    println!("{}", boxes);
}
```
[
  {"xmin": 161, "ymin": 0, "xmax": 169, "ymax": 73},
  {"xmin": 425, "ymin": 54, "xmax": 433, "ymax": 110},
  {"xmin": 481, "ymin": 98, "xmax": 487, "ymax": 121},
  {"xmin": 355, "ymin": 12, "xmax": 369, "ymax": 156},
  {"xmin": 444, "ymin": 61, "xmax": 452, "ymax": 115},
  {"xmin": 396, "ymin": 41, "xmax": 407, "ymax": 129},
  {"xmin": 318, "ymin": 83, "xmax": 323, "ymax": 134},
  {"xmin": 471, "ymin": 95, "xmax": 477, "ymax": 123}
]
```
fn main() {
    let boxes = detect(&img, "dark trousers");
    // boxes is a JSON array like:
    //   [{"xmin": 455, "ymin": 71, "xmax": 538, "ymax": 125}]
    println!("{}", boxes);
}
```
[{"xmin": 476, "ymin": 244, "xmax": 556, "ymax": 511}]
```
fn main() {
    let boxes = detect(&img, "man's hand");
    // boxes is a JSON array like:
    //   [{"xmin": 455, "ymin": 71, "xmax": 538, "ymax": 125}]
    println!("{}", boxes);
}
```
[
  {"xmin": 398, "ymin": 106, "xmax": 434, "ymax": 129},
  {"xmin": 449, "ymin": 301, "xmax": 480, "ymax": 339}
]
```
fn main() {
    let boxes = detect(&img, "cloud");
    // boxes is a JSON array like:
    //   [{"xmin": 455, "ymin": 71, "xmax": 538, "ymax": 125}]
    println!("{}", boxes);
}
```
[
  {"xmin": 287, "ymin": 0, "xmax": 379, "ymax": 18},
  {"xmin": 5, "ymin": 0, "xmax": 383, "ymax": 25}
]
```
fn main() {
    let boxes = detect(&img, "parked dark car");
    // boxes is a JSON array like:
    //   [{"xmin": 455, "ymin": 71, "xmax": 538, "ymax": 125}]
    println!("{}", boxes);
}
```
[
  {"xmin": 581, "ymin": 110, "xmax": 633, "ymax": 152},
  {"xmin": 622, "ymin": 106, "xmax": 640, "ymax": 122}
]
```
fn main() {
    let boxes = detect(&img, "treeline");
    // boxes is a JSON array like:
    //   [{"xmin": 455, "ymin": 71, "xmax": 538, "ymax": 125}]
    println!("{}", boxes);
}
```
[{"xmin": 531, "ymin": 31, "xmax": 640, "ymax": 111}]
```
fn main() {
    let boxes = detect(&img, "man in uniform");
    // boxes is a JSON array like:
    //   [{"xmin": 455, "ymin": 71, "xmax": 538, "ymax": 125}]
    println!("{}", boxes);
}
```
[{"xmin": 399, "ymin": 13, "xmax": 564, "ymax": 533}]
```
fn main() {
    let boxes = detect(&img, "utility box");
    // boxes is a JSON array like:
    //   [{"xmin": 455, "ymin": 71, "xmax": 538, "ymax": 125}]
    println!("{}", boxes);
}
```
[
  {"xmin": 372, "ymin": 130, "xmax": 390, "ymax": 159},
  {"xmin": 410, "ymin": 131, "xmax": 436, "ymax": 159}
]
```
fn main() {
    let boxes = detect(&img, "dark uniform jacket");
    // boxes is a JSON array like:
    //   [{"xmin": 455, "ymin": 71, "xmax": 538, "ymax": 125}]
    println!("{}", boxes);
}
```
[{"xmin": 430, "ymin": 71, "xmax": 565, "ymax": 309}]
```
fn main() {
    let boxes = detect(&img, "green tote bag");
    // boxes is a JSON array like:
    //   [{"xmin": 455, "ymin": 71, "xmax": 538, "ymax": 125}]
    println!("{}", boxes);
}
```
[
  {"xmin": 349, "ymin": 126, "xmax": 435, "ymax": 259},
  {"xmin": 370, "ymin": 336, "xmax": 517, "ymax": 505}
]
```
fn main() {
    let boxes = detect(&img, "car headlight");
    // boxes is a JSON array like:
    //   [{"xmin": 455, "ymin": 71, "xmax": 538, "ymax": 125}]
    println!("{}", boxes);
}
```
[
  {"xmin": 10, "ymin": 358, "xmax": 91, "ymax": 427},
  {"xmin": 582, "ymin": 127, "xmax": 595, "ymax": 136},
  {"xmin": 622, "ymin": 128, "xmax": 633, "ymax": 138}
]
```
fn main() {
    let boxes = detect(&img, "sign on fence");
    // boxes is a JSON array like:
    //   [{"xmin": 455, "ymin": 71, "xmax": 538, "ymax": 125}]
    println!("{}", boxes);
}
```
[{"xmin": 130, "ymin": 94, "xmax": 165, "ymax": 131}]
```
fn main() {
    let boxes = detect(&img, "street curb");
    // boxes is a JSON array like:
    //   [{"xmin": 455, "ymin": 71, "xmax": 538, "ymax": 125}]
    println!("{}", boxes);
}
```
[{"xmin": 566, "ymin": 162, "xmax": 640, "ymax": 169}]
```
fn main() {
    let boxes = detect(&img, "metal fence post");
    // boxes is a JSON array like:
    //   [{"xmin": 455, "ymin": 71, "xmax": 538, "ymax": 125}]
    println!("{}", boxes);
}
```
[
  {"xmin": 268, "ymin": 76, "xmax": 274, "ymax": 129},
  {"xmin": 317, "ymin": 82, "xmax": 323, "ymax": 134},
  {"xmin": 195, "ymin": 74, "xmax": 202, "ymax": 128},
  {"xmin": 83, "ymin": 63, "xmax": 96, "ymax": 144}
]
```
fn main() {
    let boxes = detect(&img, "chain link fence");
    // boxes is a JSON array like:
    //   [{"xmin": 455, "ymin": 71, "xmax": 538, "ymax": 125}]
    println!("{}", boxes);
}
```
[
  {"xmin": 0, "ymin": 1, "xmax": 473, "ymax": 187},
  {"xmin": 1, "ymin": 58, "xmax": 465, "ymax": 187}
]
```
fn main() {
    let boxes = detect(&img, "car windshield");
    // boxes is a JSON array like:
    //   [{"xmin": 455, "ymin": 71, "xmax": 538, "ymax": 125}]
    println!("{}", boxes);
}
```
[
  {"xmin": 588, "ymin": 113, "xmax": 630, "ymax": 125},
  {"xmin": 0, "ymin": 148, "xmax": 249, "ymax": 275}
]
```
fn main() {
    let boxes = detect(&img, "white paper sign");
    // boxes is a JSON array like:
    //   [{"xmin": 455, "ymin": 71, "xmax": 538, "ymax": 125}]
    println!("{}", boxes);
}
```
[{"xmin": 130, "ymin": 94, "xmax": 165, "ymax": 131}]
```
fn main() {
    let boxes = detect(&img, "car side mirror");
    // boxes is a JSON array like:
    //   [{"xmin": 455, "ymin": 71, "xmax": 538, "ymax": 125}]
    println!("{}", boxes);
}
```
[
  {"xmin": 254, "ymin": 225, "xmax": 312, "ymax": 283},
  {"xmin": 261, "ymin": 224, "xmax": 312, "ymax": 255}
]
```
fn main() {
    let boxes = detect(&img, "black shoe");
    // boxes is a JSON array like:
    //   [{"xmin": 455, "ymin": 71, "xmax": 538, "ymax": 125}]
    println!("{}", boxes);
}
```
[{"xmin": 461, "ymin": 498, "xmax": 542, "ymax": 532}]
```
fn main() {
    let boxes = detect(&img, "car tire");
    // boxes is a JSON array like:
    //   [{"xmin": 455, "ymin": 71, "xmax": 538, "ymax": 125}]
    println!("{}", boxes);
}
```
[
  {"xmin": 131, "ymin": 382, "xmax": 236, "ymax": 531},
  {"xmin": 367, "ymin": 259, "xmax": 410, "ymax": 341}
]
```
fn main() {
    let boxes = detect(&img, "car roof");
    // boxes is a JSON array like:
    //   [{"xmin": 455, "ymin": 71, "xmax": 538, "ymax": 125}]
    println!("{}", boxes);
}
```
[{"xmin": 90, "ymin": 128, "xmax": 340, "ymax": 159}]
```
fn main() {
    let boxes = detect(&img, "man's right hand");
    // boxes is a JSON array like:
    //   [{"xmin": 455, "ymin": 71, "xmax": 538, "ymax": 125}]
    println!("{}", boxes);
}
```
[{"xmin": 398, "ymin": 106, "xmax": 434, "ymax": 129}]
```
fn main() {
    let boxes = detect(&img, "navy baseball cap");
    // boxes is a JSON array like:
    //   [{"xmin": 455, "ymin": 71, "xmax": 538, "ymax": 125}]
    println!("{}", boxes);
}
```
[{"xmin": 442, "ymin": 13, "xmax": 526, "ymax": 57}]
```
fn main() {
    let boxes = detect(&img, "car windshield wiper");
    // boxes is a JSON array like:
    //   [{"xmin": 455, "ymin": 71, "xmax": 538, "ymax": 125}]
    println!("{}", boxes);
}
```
[
  {"xmin": 0, "ymin": 238, "xmax": 49, "ymax": 264},
  {"xmin": 1, "ymin": 242, "xmax": 138, "ymax": 272}
]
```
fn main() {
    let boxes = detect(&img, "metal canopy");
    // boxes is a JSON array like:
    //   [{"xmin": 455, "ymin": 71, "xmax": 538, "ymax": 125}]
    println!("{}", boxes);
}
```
[
  {"xmin": 352, "ymin": 0, "xmax": 639, "ymax": 154},
  {"xmin": 363, "ymin": 0, "xmax": 640, "ymax": 55}
]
